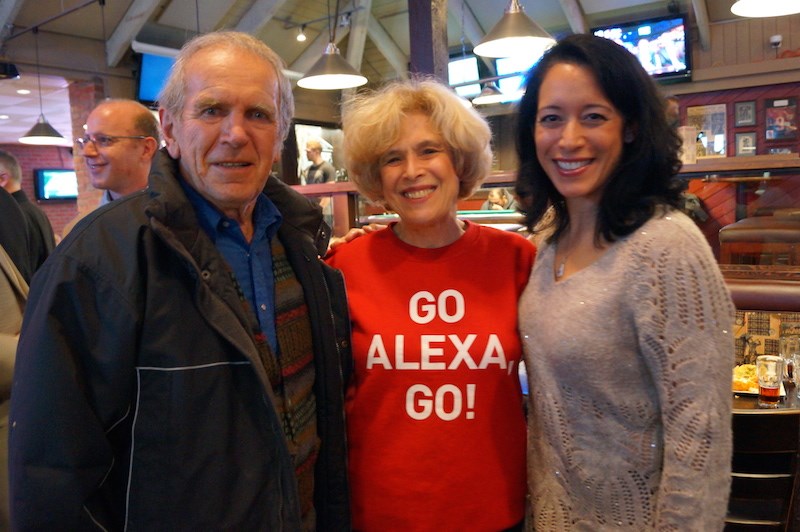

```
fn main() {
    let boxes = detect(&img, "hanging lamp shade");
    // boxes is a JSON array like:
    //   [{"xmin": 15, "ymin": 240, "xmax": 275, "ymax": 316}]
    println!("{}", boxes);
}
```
[
  {"xmin": 19, "ymin": 114, "xmax": 67, "ymax": 146},
  {"xmin": 473, "ymin": 0, "xmax": 555, "ymax": 59},
  {"xmin": 472, "ymin": 83, "xmax": 505, "ymax": 106},
  {"xmin": 731, "ymin": 0, "xmax": 800, "ymax": 17},
  {"xmin": 297, "ymin": 42, "xmax": 367, "ymax": 90}
]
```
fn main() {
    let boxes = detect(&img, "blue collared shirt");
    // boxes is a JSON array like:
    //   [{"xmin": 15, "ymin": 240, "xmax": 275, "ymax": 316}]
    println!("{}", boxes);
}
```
[{"xmin": 180, "ymin": 178, "xmax": 283, "ymax": 352}]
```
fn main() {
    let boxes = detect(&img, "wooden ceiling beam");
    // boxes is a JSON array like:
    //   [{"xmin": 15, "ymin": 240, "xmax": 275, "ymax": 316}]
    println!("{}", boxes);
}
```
[
  {"xmin": 448, "ymin": 0, "xmax": 494, "ymax": 72},
  {"xmin": 0, "ymin": 0, "xmax": 25, "ymax": 45},
  {"xmin": 234, "ymin": 0, "xmax": 287, "ymax": 34},
  {"xmin": 557, "ymin": 0, "xmax": 588, "ymax": 34},
  {"xmin": 346, "ymin": 0, "xmax": 372, "ymax": 71},
  {"xmin": 691, "ymin": 0, "xmax": 711, "ymax": 51},
  {"xmin": 367, "ymin": 14, "xmax": 409, "ymax": 79},
  {"xmin": 105, "ymin": 0, "xmax": 161, "ymax": 67}
]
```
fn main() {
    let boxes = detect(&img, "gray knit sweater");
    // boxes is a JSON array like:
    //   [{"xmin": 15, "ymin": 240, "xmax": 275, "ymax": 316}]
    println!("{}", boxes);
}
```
[{"xmin": 520, "ymin": 209, "xmax": 734, "ymax": 531}]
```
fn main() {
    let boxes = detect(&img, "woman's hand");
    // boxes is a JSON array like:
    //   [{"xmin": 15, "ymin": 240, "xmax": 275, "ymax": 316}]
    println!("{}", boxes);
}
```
[{"xmin": 326, "ymin": 223, "xmax": 387, "ymax": 254}]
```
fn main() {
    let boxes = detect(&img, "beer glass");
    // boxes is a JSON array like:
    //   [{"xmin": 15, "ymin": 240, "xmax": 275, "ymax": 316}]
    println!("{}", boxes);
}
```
[
  {"xmin": 757, "ymin": 355, "xmax": 783, "ymax": 408},
  {"xmin": 780, "ymin": 335, "xmax": 800, "ymax": 381}
]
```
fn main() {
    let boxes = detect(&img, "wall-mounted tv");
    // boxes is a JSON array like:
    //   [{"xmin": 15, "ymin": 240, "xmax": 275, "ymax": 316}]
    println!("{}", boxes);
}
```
[
  {"xmin": 33, "ymin": 168, "xmax": 78, "ymax": 201},
  {"xmin": 137, "ymin": 53, "xmax": 176, "ymax": 107},
  {"xmin": 592, "ymin": 14, "xmax": 691, "ymax": 83}
]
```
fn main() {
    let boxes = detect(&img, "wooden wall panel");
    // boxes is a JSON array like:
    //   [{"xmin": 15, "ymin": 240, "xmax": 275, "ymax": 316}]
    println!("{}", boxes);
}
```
[{"xmin": 694, "ymin": 14, "xmax": 800, "ymax": 69}]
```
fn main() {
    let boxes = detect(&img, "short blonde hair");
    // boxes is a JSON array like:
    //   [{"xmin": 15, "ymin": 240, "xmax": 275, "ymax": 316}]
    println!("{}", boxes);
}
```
[{"xmin": 341, "ymin": 77, "xmax": 492, "ymax": 202}]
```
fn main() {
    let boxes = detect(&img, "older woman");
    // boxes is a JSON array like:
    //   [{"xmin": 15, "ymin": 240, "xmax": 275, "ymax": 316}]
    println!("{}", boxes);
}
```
[
  {"xmin": 326, "ymin": 78, "xmax": 535, "ymax": 530},
  {"xmin": 516, "ymin": 34, "xmax": 734, "ymax": 530}
]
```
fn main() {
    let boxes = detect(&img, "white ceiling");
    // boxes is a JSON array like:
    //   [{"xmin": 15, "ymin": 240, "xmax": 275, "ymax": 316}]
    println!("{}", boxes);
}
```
[{"xmin": 0, "ymin": 0, "xmax": 746, "ymax": 146}]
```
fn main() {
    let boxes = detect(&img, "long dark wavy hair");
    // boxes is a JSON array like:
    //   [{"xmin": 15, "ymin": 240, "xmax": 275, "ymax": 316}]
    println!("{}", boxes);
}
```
[{"xmin": 515, "ymin": 33, "xmax": 684, "ymax": 244}]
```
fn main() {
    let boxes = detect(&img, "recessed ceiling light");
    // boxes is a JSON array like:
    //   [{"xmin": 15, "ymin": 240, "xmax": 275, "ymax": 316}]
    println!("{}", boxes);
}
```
[
  {"xmin": 0, "ymin": 115, "xmax": 9, "ymax": 120},
  {"xmin": 16, "ymin": 89, "xmax": 30, "ymax": 95}
]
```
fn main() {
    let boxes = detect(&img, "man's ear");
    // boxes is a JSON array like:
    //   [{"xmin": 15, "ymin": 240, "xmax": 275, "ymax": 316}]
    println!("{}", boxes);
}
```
[
  {"xmin": 159, "ymin": 108, "xmax": 181, "ymax": 159},
  {"xmin": 0, "ymin": 171, "xmax": 9, "ymax": 189},
  {"xmin": 141, "ymin": 136, "xmax": 159, "ymax": 160}
]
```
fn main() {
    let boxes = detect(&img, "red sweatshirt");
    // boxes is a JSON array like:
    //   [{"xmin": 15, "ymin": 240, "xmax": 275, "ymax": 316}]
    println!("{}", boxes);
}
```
[{"xmin": 326, "ymin": 222, "xmax": 535, "ymax": 531}]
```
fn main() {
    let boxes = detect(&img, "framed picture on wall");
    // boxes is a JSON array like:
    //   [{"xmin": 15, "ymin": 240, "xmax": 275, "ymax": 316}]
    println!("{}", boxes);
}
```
[
  {"xmin": 765, "ymin": 98, "xmax": 797, "ymax": 141},
  {"xmin": 735, "ymin": 132, "xmax": 757, "ymax": 156},
  {"xmin": 734, "ymin": 101, "xmax": 756, "ymax": 127},
  {"xmin": 686, "ymin": 104, "xmax": 727, "ymax": 158}
]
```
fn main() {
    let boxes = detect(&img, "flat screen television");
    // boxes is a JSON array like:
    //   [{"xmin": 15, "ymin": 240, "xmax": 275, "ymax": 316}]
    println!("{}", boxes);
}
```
[
  {"xmin": 592, "ymin": 14, "xmax": 691, "ymax": 83},
  {"xmin": 33, "ymin": 168, "xmax": 78, "ymax": 201},
  {"xmin": 137, "ymin": 53, "xmax": 176, "ymax": 107}
]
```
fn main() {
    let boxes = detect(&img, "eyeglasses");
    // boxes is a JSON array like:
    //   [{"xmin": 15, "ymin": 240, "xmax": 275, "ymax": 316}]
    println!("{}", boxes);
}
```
[{"xmin": 75, "ymin": 133, "xmax": 149, "ymax": 150}]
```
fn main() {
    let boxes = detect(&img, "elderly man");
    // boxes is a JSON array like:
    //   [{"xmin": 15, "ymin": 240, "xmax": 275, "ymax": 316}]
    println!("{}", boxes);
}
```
[
  {"xmin": 10, "ymin": 31, "xmax": 350, "ymax": 530},
  {"xmin": 0, "ymin": 150, "xmax": 55, "ymax": 272},
  {"xmin": 62, "ymin": 99, "xmax": 160, "ymax": 235}
]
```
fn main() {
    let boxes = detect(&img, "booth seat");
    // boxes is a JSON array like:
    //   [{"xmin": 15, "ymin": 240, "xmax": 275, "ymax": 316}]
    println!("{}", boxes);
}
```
[
  {"xmin": 719, "ymin": 215, "xmax": 800, "ymax": 266},
  {"xmin": 726, "ymin": 277, "xmax": 800, "ymax": 312}
]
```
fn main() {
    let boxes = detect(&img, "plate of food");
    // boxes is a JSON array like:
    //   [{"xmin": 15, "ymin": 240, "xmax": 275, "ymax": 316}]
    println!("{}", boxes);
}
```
[{"xmin": 732, "ymin": 363, "xmax": 786, "ymax": 396}]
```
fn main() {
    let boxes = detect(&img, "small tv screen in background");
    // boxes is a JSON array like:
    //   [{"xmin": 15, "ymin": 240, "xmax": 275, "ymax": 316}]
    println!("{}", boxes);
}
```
[
  {"xmin": 592, "ymin": 15, "xmax": 691, "ymax": 82},
  {"xmin": 137, "ymin": 53, "xmax": 176, "ymax": 106},
  {"xmin": 33, "ymin": 168, "xmax": 78, "ymax": 201}
]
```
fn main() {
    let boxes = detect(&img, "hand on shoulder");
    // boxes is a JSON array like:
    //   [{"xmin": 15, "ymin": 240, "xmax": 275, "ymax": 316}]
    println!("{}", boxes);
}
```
[{"xmin": 325, "ymin": 223, "xmax": 387, "ymax": 255}]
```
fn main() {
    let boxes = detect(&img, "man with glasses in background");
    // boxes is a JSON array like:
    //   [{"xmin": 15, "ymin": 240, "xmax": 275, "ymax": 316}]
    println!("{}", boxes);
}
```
[{"xmin": 62, "ymin": 99, "xmax": 159, "ymax": 235}]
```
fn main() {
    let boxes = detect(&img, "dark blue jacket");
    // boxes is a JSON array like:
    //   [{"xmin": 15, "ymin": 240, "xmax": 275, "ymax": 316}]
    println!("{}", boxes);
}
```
[{"xmin": 9, "ymin": 152, "xmax": 351, "ymax": 531}]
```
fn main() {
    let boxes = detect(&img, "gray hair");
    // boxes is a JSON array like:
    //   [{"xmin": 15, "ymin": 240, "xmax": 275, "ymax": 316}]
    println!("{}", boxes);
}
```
[{"xmin": 158, "ymin": 31, "xmax": 295, "ymax": 149}]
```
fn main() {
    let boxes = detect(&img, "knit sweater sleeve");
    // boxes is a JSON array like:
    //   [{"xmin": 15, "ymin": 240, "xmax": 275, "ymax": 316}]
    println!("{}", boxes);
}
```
[{"xmin": 631, "ymin": 215, "xmax": 734, "ymax": 531}]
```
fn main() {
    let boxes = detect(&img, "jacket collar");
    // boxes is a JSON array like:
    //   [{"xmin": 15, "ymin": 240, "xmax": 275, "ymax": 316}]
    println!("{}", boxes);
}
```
[{"xmin": 145, "ymin": 149, "xmax": 328, "ymax": 255}]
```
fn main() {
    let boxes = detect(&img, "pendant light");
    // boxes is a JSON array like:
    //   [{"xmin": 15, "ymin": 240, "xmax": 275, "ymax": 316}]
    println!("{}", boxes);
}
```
[
  {"xmin": 731, "ymin": 0, "xmax": 800, "ymax": 17},
  {"xmin": 19, "ymin": 28, "xmax": 66, "ymax": 146},
  {"xmin": 297, "ymin": 0, "xmax": 367, "ymax": 90},
  {"xmin": 471, "ymin": 83, "xmax": 505, "ymax": 106},
  {"xmin": 473, "ymin": 0, "xmax": 555, "ymax": 59}
]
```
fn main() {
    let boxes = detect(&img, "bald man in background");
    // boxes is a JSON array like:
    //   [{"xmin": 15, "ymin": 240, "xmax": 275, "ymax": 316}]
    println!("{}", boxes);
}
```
[{"xmin": 63, "ymin": 99, "xmax": 160, "ymax": 235}]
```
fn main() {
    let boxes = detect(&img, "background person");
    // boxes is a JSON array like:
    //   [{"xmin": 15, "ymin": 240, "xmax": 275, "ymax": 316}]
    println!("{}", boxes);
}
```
[
  {"xmin": 515, "ymin": 33, "xmax": 734, "ymax": 530},
  {"xmin": 9, "ymin": 31, "xmax": 350, "ymax": 530},
  {"xmin": 326, "ymin": 78, "xmax": 535, "ymax": 530},
  {"xmin": 304, "ymin": 138, "xmax": 336, "ymax": 184},
  {"xmin": 0, "ymin": 244, "xmax": 27, "ymax": 532},
  {"xmin": 0, "ymin": 150, "xmax": 55, "ymax": 272},
  {"xmin": 62, "ymin": 99, "xmax": 160, "ymax": 236},
  {"xmin": 665, "ymin": 94, "xmax": 680, "ymax": 129},
  {"xmin": 480, "ymin": 186, "xmax": 518, "ymax": 211},
  {"xmin": 0, "ymin": 188, "xmax": 33, "ymax": 283}
]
